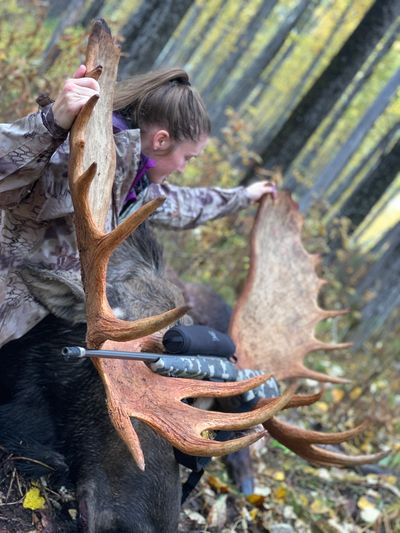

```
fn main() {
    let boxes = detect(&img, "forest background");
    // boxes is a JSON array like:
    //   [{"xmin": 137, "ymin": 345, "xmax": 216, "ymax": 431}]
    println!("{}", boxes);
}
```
[{"xmin": 0, "ymin": 0, "xmax": 399, "ymax": 531}]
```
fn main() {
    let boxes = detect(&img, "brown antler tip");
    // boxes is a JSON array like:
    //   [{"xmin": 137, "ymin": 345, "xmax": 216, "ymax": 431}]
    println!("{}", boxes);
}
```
[{"xmin": 86, "ymin": 65, "xmax": 103, "ymax": 80}]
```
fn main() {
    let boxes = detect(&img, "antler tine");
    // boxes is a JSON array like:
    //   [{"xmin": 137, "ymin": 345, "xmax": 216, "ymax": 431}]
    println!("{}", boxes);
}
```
[
  {"xmin": 257, "ymin": 390, "xmax": 324, "ymax": 411},
  {"xmin": 173, "ymin": 372, "xmax": 275, "ymax": 397},
  {"xmin": 263, "ymin": 417, "xmax": 390, "ymax": 467}
]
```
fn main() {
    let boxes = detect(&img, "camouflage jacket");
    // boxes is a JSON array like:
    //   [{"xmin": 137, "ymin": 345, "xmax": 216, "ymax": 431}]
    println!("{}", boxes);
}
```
[{"xmin": 0, "ymin": 106, "xmax": 250, "ymax": 347}]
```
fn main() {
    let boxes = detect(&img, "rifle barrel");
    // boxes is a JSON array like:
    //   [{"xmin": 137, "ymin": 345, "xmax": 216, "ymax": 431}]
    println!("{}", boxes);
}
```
[{"xmin": 62, "ymin": 346, "xmax": 161, "ymax": 362}]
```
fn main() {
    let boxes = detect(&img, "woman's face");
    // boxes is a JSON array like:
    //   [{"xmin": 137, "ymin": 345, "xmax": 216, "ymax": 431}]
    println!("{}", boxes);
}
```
[{"xmin": 141, "ymin": 129, "xmax": 209, "ymax": 184}]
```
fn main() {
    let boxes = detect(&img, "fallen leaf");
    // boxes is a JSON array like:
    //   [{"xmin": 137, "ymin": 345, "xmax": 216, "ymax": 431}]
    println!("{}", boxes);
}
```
[
  {"xmin": 273, "ymin": 486, "xmax": 286, "ymax": 501},
  {"xmin": 249, "ymin": 508, "xmax": 259, "ymax": 521},
  {"xmin": 246, "ymin": 494, "xmax": 265, "ymax": 507},
  {"xmin": 184, "ymin": 509, "xmax": 206, "ymax": 525},
  {"xmin": 207, "ymin": 475, "xmax": 230, "ymax": 493},
  {"xmin": 332, "ymin": 389, "xmax": 345, "ymax": 403},
  {"xmin": 315, "ymin": 401, "xmax": 329, "ymax": 412},
  {"xmin": 360, "ymin": 507, "xmax": 381, "ymax": 524},
  {"xmin": 357, "ymin": 496, "xmax": 376, "ymax": 510},
  {"xmin": 22, "ymin": 487, "xmax": 45, "ymax": 510},
  {"xmin": 350, "ymin": 387, "xmax": 362, "ymax": 400},
  {"xmin": 310, "ymin": 497, "xmax": 330, "ymax": 514},
  {"xmin": 207, "ymin": 494, "xmax": 228, "ymax": 528}
]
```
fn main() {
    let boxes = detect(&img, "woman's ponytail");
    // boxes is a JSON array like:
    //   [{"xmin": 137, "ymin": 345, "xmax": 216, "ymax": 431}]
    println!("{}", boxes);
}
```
[{"xmin": 113, "ymin": 68, "xmax": 210, "ymax": 142}]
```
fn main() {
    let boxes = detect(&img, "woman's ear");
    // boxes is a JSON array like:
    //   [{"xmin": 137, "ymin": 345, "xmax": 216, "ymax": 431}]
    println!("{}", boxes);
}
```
[{"xmin": 153, "ymin": 129, "xmax": 172, "ymax": 152}]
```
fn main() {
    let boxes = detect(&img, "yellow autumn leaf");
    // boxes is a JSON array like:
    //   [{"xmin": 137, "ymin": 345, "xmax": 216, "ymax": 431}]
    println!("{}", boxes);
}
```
[
  {"xmin": 361, "ymin": 442, "xmax": 373, "ymax": 453},
  {"xmin": 332, "ymin": 388, "xmax": 345, "ymax": 402},
  {"xmin": 357, "ymin": 496, "xmax": 376, "ymax": 510},
  {"xmin": 273, "ymin": 486, "xmax": 286, "ymax": 500},
  {"xmin": 315, "ymin": 401, "xmax": 329, "ymax": 412},
  {"xmin": 207, "ymin": 475, "xmax": 230, "ymax": 494},
  {"xmin": 273, "ymin": 471, "xmax": 285, "ymax": 481},
  {"xmin": 249, "ymin": 508, "xmax": 259, "ymax": 520},
  {"xmin": 350, "ymin": 387, "xmax": 362, "ymax": 400},
  {"xmin": 310, "ymin": 498, "xmax": 329, "ymax": 514},
  {"xmin": 22, "ymin": 487, "xmax": 46, "ymax": 510},
  {"xmin": 298, "ymin": 494, "xmax": 309, "ymax": 506},
  {"xmin": 246, "ymin": 494, "xmax": 265, "ymax": 507},
  {"xmin": 382, "ymin": 475, "xmax": 397, "ymax": 485}
]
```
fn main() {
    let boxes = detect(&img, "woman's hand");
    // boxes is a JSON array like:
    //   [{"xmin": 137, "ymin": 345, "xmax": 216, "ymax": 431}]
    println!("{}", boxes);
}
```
[
  {"xmin": 52, "ymin": 65, "xmax": 100, "ymax": 130},
  {"xmin": 245, "ymin": 180, "xmax": 277, "ymax": 202}
]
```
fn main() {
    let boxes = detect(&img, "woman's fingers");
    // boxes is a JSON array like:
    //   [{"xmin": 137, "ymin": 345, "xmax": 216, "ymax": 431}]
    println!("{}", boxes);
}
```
[
  {"xmin": 51, "ymin": 67, "xmax": 100, "ymax": 130},
  {"xmin": 245, "ymin": 180, "xmax": 278, "ymax": 202},
  {"xmin": 73, "ymin": 64, "xmax": 87, "ymax": 79}
]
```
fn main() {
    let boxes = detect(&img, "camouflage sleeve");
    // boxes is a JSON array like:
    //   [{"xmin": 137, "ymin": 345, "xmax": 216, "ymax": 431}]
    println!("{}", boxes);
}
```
[
  {"xmin": 141, "ymin": 182, "xmax": 252, "ymax": 229},
  {"xmin": 0, "ymin": 105, "xmax": 68, "ymax": 208}
]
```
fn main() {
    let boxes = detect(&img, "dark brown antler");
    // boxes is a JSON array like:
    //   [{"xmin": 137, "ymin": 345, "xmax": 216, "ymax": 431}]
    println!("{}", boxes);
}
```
[
  {"xmin": 264, "ymin": 417, "xmax": 388, "ymax": 467},
  {"xmin": 230, "ymin": 192, "xmax": 387, "ymax": 466},
  {"xmin": 258, "ymin": 393, "xmax": 388, "ymax": 466}
]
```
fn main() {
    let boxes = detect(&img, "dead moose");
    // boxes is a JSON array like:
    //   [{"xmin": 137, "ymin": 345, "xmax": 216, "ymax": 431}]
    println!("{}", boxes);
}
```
[{"xmin": 0, "ymin": 20, "xmax": 386, "ymax": 533}]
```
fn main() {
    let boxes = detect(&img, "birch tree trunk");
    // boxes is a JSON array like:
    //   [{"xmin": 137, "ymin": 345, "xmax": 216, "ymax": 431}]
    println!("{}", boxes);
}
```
[
  {"xmin": 334, "ymin": 136, "xmax": 400, "ymax": 229},
  {"xmin": 287, "ymin": 21, "xmax": 399, "ymax": 192},
  {"xmin": 350, "ymin": 223, "xmax": 400, "ymax": 348},
  {"xmin": 212, "ymin": 0, "xmax": 310, "ymax": 131},
  {"xmin": 256, "ymin": 0, "xmax": 399, "ymax": 177},
  {"xmin": 300, "ymin": 68, "xmax": 400, "ymax": 212},
  {"xmin": 118, "ymin": 0, "xmax": 193, "ymax": 77}
]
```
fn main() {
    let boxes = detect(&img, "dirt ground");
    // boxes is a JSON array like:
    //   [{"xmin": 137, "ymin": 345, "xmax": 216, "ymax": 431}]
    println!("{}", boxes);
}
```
[{"xmin": 1, "ymin": 434, "xmax": 398, "ymax": 533}]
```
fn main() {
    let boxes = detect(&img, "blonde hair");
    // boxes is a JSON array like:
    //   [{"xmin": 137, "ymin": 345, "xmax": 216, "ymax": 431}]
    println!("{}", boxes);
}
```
[{"xmin": 113, "ymin": 68, "xmax": 211, "ymax": 142}]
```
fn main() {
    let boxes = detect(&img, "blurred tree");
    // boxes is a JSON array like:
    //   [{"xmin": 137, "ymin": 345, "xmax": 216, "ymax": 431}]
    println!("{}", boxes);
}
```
[
  {"xmin": 39, "ymin": 0, "xmax": 87, "ymax": 73},
  {"xmin": 81, "ymin": 0, "xmax": 106, "ymax": 28},
  {"xmin": 118, "ymin": 0, "xmax": 193, "ymax": 76},
  {"xmin": 157, "ymin": 0, "xmax": 229, "ymax": 68},
  {"xmin": 202, "ymin": 0, "xmax": 277, "ymax": 105},
  {"xmin": 350, "ymin": 223, "xmax": 400, "ymax": 347},
  {"xmin": 155, "ymin": 3, "xmax": 202, "ymax": 67},
  {"xmin": 212, "ymin": 0, "xmax": 310, "ymax": 131},
  {"xmin": 334, "ymin": 138, "xmax": 399, "ymax": 230},
  {"xmin": 300, "ymin": 68, "xmax": 400, "ymax": 211},
  {"xmin": 252, "ymin": 0, "xmax": 353, "ymax": 158},
  {"xmin": 289, "ymin": 23, "xmax": 399, "ymax": 192},
  {"xmin": 46, "ymin": 0, "xmax": 73, "ymax": 18},
  {"xmin": 253, "ymin": 0, "xmax": 398, "ymax": 180},
  {"xmin": 327, "ymin": 123, "xmax": 399, "ymax": 209}
]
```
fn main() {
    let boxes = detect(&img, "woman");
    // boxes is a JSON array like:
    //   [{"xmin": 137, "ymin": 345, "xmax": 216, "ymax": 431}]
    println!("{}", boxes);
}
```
[{"xmin": 0, "ymin": 65, "xmax": 276, "ymax": 347}]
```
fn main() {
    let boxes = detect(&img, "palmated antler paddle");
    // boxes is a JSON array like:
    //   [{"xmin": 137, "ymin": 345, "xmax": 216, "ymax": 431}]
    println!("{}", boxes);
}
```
[
  {"xmin": 230, "ymin": 192, "xmax": 350, "ymax": 383},
  {"xmin": 68, "ymin": 20, "xmax": 299, "ymax": 470},
  {"xmin": 100, "ymin": 339, "xmax": 299, "ymax": 470},
  {"xmin": 230, "ymin": 193, "xmax": 388, "ymax": 466}
]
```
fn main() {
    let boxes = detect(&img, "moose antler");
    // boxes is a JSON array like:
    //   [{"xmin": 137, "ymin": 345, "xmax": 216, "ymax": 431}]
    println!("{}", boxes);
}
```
[
  {"xmin": 68, "ymin": 20, "xmax": 300, "ymax": 470},
  {"xmin": 257, "ymin": 393, "xmax": 387, "ymax": 466},
  {"xmin": 100, "ymin": 339, "xmax": 301, "ymax": 470},
  {"xmin": 68, "ymin": 21, "xmax": 188, "ymax": 348},
  {"xmin": 230, "ymin": 193, "xmax": 388, "ymax": 466},
  {"xmin": 230, "ymin": 191, "xmax": 351, "ymax": 383}
]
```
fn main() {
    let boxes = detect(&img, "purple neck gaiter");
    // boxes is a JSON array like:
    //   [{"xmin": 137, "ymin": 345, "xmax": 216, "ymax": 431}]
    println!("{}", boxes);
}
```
[{"xmin": 112, "ymin": 113, "xmax": 157, "ymax": 205}]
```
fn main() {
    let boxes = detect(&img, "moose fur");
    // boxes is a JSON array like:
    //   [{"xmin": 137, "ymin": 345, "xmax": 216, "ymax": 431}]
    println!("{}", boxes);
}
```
[{"xmin": 0, "ymin": 223, "xmax": 185, "ymax": 533}]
